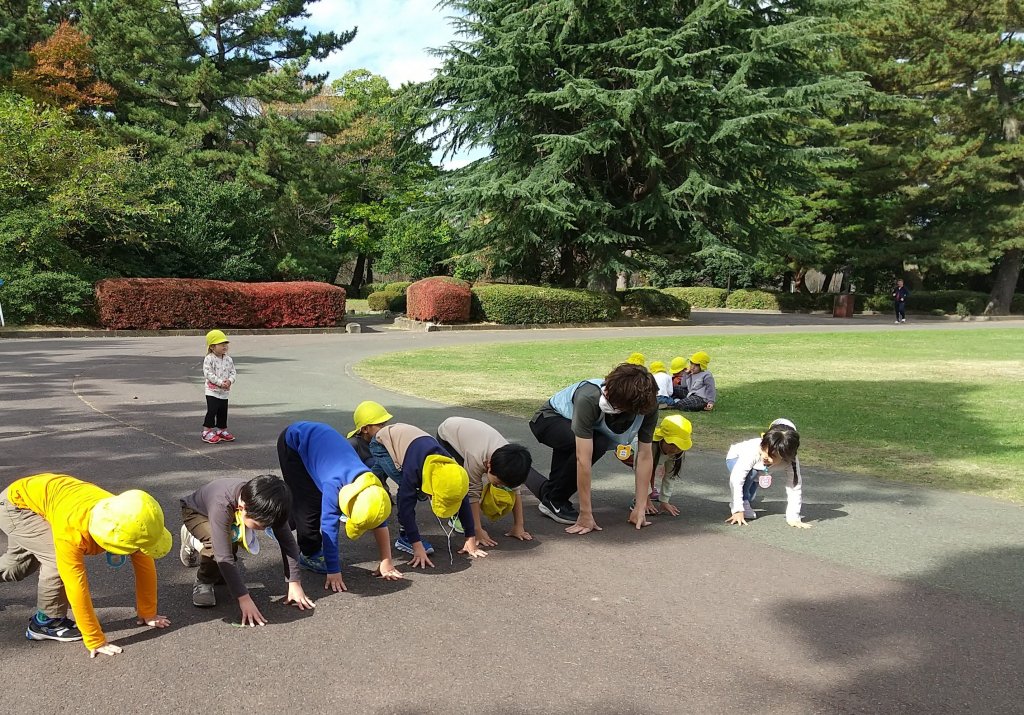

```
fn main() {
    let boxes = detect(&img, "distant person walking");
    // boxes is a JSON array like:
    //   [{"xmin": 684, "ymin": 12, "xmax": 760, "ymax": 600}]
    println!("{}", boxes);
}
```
[{"xmin": 892, "ymin": 279, "xmax": 909, "ymax": 324}]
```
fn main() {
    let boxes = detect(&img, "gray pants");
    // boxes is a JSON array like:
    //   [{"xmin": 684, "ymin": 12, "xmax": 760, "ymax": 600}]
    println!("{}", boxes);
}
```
[{"xmin": 0, "ymin": 487, "xmax": 70, "ymax": 618}]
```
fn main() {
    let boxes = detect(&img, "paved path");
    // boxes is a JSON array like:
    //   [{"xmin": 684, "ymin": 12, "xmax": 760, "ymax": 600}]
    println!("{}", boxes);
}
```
[{"xmin": 0, "ymin": 315, "xmax": 1022, "ymax": 714}]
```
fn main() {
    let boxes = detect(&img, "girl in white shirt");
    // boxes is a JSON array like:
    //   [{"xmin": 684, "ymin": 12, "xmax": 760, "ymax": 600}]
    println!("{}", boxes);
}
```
[
  {"xmin": 201, "ymin": 330, "xmax": 237, "ymax": 444},
  {"xmin": 724, "ymin": 418, "xmax": 809, "ymax": 528}
]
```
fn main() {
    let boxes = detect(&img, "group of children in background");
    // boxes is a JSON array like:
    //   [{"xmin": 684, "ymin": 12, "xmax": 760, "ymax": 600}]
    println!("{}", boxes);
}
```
[{"xmin": 0, "ymin": 330, "xmax": 808, "ymax": 657}]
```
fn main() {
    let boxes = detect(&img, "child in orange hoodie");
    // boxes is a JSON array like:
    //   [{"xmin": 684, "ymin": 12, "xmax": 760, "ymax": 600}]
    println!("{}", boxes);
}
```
[{"xmin": 0, "ymin": 473, "xmax": 172, "ymax": 657}]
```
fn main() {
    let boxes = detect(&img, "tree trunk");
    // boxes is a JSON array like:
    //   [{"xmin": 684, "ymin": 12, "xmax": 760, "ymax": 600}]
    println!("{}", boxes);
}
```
[
  {"xmin": 365, "ymin": 256, "xmax": 374, "ymax": 286},
  {"xmin": 350, "ymin": 253, "xmax": 367, "ymax": 292},
  {"xmin": 986, "ymin": 248, "xmax": 1021, "ymax": 315}
]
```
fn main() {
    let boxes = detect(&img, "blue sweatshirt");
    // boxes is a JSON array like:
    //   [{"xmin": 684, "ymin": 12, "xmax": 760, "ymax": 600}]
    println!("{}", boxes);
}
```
[
  {"xmin": 285, "ymin": 421, "xmax": 375, "ymax": 574},
  {"xmin": 397, "ymin": 435, "xmax": 475, "ymax": 544}
]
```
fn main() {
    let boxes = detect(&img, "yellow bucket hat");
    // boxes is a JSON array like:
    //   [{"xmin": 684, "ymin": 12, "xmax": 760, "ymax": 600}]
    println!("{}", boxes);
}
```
[
  {"xmin": 626, "ymin": 352, "xmax": 646, "ymax": 366},
  {"xmin": 480, "ymin": 483, "xmax": 516, "ymax": 521},
  {"xmin": 89, "ymin": 490, "xmax": 172, "ymax": 559},
  {"xmin": 205, "ymin": 329, "xmax": 229, "ymax": 348},
  {"xmin": 689, "ymin": 351, "xmax": 710, "ymax": 370},
  {"xmin": 421, "ymin": 455, "xmax": 469, "ymax": 519},
  {"xmin": 654, "ymin": 415, "xmax": 693, "ymax": 451},
  {"xmin": 339, "ymin": 473, "xmax": 392, "ymax": 539},
  {"xmin": 670, "ymin": 357, "xmax": 687, "ymax": 374},
  {"xmin": 649, "ymin": 360, "xmax": 668, "ymax": 374},
  {"xmin": 347, "ymin": 401, "xmax": 394, "ymax": 438}
]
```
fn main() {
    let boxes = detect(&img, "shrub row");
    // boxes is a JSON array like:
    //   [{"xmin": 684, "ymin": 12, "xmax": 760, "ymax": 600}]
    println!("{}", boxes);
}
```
[
  {"xmin": 622, "ymin": 288, "xmax": 691, "ymax": 319},
  {"xmin": 95, "ymin": 278, "xmax": 346, "ymax": 329},
  {"xmin": 471, "ymin": 284, "xmax": 622, "ymax": 324},
  {"xmin": 659, "ymin": 286, "xmax": 729, "ymax": 309},
  {"xmin": 366, "ymin": 290, "xmax": 407, "ymax": 312},
  {"xmin": 408, "ymin": 276, "xmax": 472, "ymax": 323},
  {"xmin": 1, "ymin": 270, "xmax": 95, "ymax": 325}
]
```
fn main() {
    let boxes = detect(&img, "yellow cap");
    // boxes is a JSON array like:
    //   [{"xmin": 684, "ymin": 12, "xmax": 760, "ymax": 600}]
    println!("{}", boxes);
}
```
[
  {"xmin": 205, "ymin": 329, "xmax": 229, "ymax": 348},
  {"xmin": 347, "ymin": 401, "xmax": 394, "ymax": 438},
  {"xmin": 89, "ymin": 490, "xmax": 172, "ymax": 559},
  {"xmin": 670, "ymin": 357, "xmax": 687, "ymax": 374},
  {"xmin": 421, "ymin": 455, "xmax": 469, "ymax": 519},
  {"xmin": 649, "ymin": 360, "xmax": 667, "ymax": 374},
  {"xmin": 339, "ymin": 473, "xmax": 392, "ymax": 539},
  {"xmin": 689, "ymin": 351, "xmax": 710, "ymax": 370},
  {"xmin": 480, "ymin": 483, "xmax": 516, "ymax": 521},
  {"xmin": 626, "ymin": 352, "xmax": 646, "ymax": 366},
  {"xmin": 654, "ymin": 415, "xmax": 693, "ymax": 451}
]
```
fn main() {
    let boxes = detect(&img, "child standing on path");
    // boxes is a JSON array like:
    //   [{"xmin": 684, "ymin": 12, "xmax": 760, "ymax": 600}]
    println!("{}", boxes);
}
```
[
  {"xmin": 892, "ymin": 279, "xmax": 909, "ymax": 324},
  {"xmin": 0, "ymin": 473, "xmax": 172, "ymax": 657},
  {"xmin": 724, "ymin": 418, "xmax": 810, "ymax": 528},
  {"xmin": 202, "ymin": 330, "xmax": 236, "ymax": 444},
  {"xmin": 179, "ymin": 475, "xmax": 315, "ymax": 625}
]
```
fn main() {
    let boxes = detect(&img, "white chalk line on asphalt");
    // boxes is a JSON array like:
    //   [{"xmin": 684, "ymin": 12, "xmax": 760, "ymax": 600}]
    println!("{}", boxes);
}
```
[{"xmin": 71, "ymin": 374, "xmax": 242, "ymax": 471}]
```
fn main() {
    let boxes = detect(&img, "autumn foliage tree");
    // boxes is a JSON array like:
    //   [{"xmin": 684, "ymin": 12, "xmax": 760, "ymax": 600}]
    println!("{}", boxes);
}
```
[{"xmin": 12, "ymin": 21, "xmax": 115, "ymax": 112}]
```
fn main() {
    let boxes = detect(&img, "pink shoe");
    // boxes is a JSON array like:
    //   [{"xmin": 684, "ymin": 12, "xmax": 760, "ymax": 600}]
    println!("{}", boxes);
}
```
[
  {"xmin": 202, "ymin": 430, "xmax": 221, "ymax": 444},
  {"xmin": 217, "ymin": 430, "xmax": 235, "ymax": 442}
]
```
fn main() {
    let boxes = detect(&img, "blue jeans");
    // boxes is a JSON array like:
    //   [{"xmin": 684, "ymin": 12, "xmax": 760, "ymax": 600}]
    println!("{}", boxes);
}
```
[{"xmin": 726, "ymin": 458, "xmax": 759, "ymax": 504}]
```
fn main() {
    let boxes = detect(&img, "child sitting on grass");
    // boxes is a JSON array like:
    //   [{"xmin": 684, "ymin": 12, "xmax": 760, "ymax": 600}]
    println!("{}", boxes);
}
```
[
  {"xmin": 649, "ymin": 360, "xmax": 675, "ymax": 408},
  {"xmin": 671, "ymin": 351, "xmax": 716, "ymax": 411},
  {"xmin": 724, "ymin": 418, "xmax": 809, "ymax": 528}
]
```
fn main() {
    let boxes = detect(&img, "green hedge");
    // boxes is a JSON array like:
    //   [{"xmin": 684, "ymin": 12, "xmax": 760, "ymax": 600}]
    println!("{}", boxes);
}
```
[
  {"xmin": 384, "ymin": 281, "xmax": 413, "ymax": 295},
  {"xmin": 623, "ymin": 288, "xmax": 690, "ymax": 318},
  {"xmin": 2, "ymin": 271, "xmax": 95, "ymax": 325},
  {"xmin": 366, "ymin": 290, "xmax": 406, "ymax": 312},
  {"xmin": 471, "ymin": 284, "xmax": 622, "ymax": 324},
  {"xmin": 659, "ymin": 287, "xmax": 728, "ymax": 309},
  {"xmin": 724, "ymin": 289, "xmax": 784, "ymax": 310}
]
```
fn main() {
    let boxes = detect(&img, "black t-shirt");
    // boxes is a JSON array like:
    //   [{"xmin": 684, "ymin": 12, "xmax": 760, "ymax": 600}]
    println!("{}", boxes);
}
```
[{"xmin": 539, "ymin": 381, "xmax": 657, "ymax": 442}]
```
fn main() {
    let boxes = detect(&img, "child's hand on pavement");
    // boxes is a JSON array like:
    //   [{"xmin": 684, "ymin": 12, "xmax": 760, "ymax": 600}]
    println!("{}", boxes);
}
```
[
  {"xmin": 725, "ymin": 512, "xmax": 747, "ymax": 526},
  {"xmin": 505, "ymin": 525, "xmax": 533, "ymax": 541},
  {"xmin": 324, "ymin": 572, "xmax": 347, "ymax": 592},
  {"xmin": 660, "ymin": 502, "xmax": 680, "ymax": 517},
  {"xmin": 475, "ymin": 528, "xmax": 497, "ymax": 547},
  {"xmin": 787, "ymin": 519, "xmax": 812, "ymax": 529},
  {"xmin": 89, "ymin": 642, "xmax": 123, "ymax": 658},
  {"xmin": 410, "ymin": 543, "xmax": 434, "ymax": 569},
  {"xmin": 459, "ymin": 537, "xmax": 488, "ymax": 558},
  {"xmin": 627, "ymin": 505, "xmax": 651, "ymax": 530},
  {"xmin": 644, "ymin": 499, "xmax": 660, "ymax": 516},
  {"xmin": 373, "ymin": 559, "xmax": 403, "ymax": 580},
  {"xmin": 237, "ymin": 594, "xmax": 267, "ymax": 626},
  {"xmin": 136, "ymin": 614, "xmax": 170, "ymax": 628},
  {"xmin": 285, "ymin": 582, "xmax": 316, "ymax": 609},
  {"xmin": 567, "ymin": 513, "xmax": 602, "ymax": 535}
]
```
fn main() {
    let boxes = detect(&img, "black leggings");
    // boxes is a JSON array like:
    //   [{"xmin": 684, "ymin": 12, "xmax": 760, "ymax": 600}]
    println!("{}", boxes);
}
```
[
  {"xmin": 203, "ymin": 396, "xmax": 228, "ymax": 429},
  {"xmin": 277, "ymin": 430, "xmax": 323, "ymax": 557}
]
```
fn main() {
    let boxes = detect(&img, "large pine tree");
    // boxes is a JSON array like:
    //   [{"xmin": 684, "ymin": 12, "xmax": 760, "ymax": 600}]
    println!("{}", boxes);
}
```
[{"xmin": 422, "ymin": 0, "xmax": 867, "ymax": 287}]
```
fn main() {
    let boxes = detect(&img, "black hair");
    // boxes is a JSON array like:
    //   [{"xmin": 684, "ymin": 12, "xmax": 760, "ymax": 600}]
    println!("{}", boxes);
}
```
[
  {"xmin": 489, "ymin": 443, "xmax": 532, "ymax": 488},
  {"xmin": 240, "ymin": 474, "xmax": 292, "ymax": 528},
  {"xmin": 760, "ymin": 425, "xmax": 801, "ymax": 485}
]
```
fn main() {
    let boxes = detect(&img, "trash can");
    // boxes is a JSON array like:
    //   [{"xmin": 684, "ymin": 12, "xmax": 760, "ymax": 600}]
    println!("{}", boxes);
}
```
[{"xmin": 833, "ymin": 293, "xmax": 855, "ymax": 318}]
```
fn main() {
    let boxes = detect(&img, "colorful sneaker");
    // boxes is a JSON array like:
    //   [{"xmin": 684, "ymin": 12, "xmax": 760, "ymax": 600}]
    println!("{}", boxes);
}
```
[
  {"xmin": 448, "ymin": 516, "xmax": 464, "ymax": 534},
  {"xmin": 179, "ymin": 524, "xmax": 201, "ymax": 567},
  {"xmin": 742, "ymin": 500, "xmax": 757, "ymax": 520},
  {"xmin": 394, "ymin": 535, "xmax": 435, "ymax": 555},
  {"xmin": 202, "ymin": 430, "xmax": 221, "ymax": 444},
  {"xmin": 26, "ymin": 614, "xmax": 82, "ymax": 642},
  {"xmin": 650, "ymin": 488, "xmax": 660, "ymax": 502},
  {"xmin": 217, "ymin": 429, "xmax": 235, "ymax": 442},
  {"xmin": 192, "ymin": 581, "xmax": 216, "ymax": 607},
  {"xmin": 298, "ymin": 551, "xmax": 328, "ymax": 574}
]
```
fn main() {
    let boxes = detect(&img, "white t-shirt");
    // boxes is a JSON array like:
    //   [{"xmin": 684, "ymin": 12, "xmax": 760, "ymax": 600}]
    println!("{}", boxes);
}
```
[
  {"xmin": 652, "ymin": 372, "xmax": 673, "ymax": 398},
  {"xmin": 436, "ymin": 417, "xmax": 515, "ymax": 503}
]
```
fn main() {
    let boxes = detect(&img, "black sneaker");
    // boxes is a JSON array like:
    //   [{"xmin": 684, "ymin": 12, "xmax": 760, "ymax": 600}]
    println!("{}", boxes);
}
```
[
  {"xmin": 26, "ymin": 615, "xmax": 83, "ymax": 642},
  {"xmin": 538, "ymin": 498, "xmax": 579, "ymax": 525}
]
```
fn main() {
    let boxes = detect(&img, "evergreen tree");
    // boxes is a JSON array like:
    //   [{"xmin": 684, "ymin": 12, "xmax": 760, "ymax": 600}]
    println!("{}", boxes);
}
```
[{"xmin": 421, "ymin": 0, "xmax": 867, "ymax": 287}]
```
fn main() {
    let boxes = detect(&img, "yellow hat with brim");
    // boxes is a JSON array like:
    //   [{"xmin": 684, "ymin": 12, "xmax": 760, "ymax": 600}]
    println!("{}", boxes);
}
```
[
  {"xmin": 480, "ymin": 483, "xmax": 516, "ymax": 521},
  {"xmin": 421, "ymin": 455, "xmax": 469, "ymax": 519},
  {"xmin": 689, "ymin": 351, "xmax": 710, "ymax": 370},
  {"xmin": 649, "ymin": 360, "xmax": 668, "ymax": 374},
  {"xmin": 654, "ymin": 415, "xmax": 693, "ymax": 451},
  {"xmin": 347, "ymin": 401, "xmax": 394, "ymax": 439},
  {"xmin": 205, "ymin": 329, "xmax": 229, "ymax": 348},
  {"xmin": 670, "ymin": 357, "xmax": 687, "ymax": 374},
  {"xmin": 340, "ymin": 473, "xmax": 391, "ymax": 539},
  {"xmin": 89, "ymin": 490, "xmax": 172, "ymax": 559},
  {"xmin": 626, "ymin": 352, "xmax": 646, "ymax": 366}
]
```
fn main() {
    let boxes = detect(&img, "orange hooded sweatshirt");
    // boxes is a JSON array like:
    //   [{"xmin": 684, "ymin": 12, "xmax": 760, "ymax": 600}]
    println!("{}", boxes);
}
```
[{"xmin": 7, "ymin": 474, "xmax": 158, "ymax": 650}]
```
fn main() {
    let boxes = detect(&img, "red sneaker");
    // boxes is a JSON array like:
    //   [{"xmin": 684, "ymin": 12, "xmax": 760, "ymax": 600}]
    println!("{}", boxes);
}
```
[
  {"xmin": 202, "ymin": 431, "xmax": 221, "ymax": 444},
  {"xmin": 218, "ymin": 430, "xmax": 235, "ymax": 442}
]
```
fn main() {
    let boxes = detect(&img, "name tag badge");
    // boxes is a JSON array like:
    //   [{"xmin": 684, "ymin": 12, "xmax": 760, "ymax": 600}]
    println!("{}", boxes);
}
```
[{"xmin": 616, "ymin": 444, "xmax": 633, "ymax": 461}]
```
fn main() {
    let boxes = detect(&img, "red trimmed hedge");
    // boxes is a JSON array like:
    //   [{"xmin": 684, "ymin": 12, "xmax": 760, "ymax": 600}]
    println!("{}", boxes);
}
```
[
  {"xmin": 95, "ymin": 278, "xmax": 346, "ymax": 329},
  {"xmin": 406, "ymin": 277, "xmax": 471, "ymax": 323}
]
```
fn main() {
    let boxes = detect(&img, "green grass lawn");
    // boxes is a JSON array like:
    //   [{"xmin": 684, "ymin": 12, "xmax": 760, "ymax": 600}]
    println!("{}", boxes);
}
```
[{"xmin": 356, "ymin": 329, "xmax": 1024, "ymax": 503}]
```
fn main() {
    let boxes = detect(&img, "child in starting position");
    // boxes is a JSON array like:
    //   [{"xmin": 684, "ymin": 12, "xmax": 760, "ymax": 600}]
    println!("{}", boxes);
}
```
[
  {"xmin": 202, "ymin": 329, "xmax": 237, "ymax": 444},
  {"xmin": 616, "ymin": 414, "xmax": 692, "ymax": 516},
  {"xmin": 724, "ymin": 418, "xmax": 809, "ymax": 528}
]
